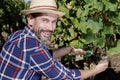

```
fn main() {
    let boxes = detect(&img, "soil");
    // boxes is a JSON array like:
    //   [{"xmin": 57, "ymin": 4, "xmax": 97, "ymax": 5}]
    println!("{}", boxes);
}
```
[
  {"xmin": 93, "ymin": 54, "xmax": 120, "ymax": 80},
  {"xmin": 108, "ymin": 54, "xmax": 120, "ymax": 71}
]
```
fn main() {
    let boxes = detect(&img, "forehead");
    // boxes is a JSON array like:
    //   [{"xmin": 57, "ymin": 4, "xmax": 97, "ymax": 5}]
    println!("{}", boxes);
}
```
[
  {"xmin": 30, "ymin": 13, "xmax": 58, "ymax": 21},
  {"xmin": 40, "ymin": 13, "xmax": 58, "ymax": 18}
]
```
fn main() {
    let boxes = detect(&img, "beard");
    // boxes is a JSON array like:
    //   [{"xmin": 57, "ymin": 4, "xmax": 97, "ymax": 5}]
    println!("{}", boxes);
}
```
[{"xmin": 33, "ymin": 27, "xmax": 54, "ymax": 42}]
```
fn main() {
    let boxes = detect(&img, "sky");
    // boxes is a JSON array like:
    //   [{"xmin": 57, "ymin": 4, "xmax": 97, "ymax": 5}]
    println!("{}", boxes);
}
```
[{"xmin": 24, "ymin": 0, "xmax": 31, "ymax": 2}]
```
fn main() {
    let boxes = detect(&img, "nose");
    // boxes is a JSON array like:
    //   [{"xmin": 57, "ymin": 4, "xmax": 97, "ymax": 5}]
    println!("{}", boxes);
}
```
[{"xmin": 47, "ymin": 22, "xmax": 55, "ymax": 31}]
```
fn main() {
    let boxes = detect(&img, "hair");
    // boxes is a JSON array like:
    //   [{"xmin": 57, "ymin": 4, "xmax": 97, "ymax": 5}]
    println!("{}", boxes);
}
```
[
  {"xmin": 23, "ymin": 13, "xmax": 42, "ymax": 24},
  {"xmin": 24, "ymin": 13, "xmax": 57, "ymax": 24},
  {"xmin": 30, "ymin": 13, "xmax": 42, "ymax": 18}
]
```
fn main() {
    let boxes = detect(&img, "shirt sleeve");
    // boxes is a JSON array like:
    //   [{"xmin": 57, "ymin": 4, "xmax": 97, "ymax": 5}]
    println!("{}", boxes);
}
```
[{"xmin": 29, "ymin": 46, "xmax": 81, "ymax": 80}]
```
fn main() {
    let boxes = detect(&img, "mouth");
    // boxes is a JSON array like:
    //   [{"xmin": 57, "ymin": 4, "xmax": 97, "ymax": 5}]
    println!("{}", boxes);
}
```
[
  {"xmin": 41, "ymin": 30, "xmax": 53, "ymax": 38},
  {"xmin": 43, "ymin": 32, "xmax": 51, "ymax": 38}
]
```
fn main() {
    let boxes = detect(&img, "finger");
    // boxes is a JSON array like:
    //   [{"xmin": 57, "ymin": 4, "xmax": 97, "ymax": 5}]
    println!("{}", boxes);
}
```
[{"xmin": 74, "ymin": 48, "xmax": 85, "ymax": 54}]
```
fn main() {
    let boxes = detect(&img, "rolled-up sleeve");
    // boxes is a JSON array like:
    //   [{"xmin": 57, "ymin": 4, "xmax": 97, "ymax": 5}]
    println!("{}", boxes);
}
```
[{"xmin": 30, "ymin": 46, "xmax": 81, "ymax": 80}]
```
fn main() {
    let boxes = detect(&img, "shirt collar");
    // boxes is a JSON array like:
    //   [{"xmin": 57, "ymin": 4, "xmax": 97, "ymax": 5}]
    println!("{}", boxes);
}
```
[{"xmin": 24, "ymin": 26, "xmax": 41, "ymax": 42}]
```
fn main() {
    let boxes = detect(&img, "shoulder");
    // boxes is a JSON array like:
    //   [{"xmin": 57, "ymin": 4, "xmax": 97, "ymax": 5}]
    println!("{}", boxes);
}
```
[{"xmin": 8, "ymin": 30, "xmax": 42, "ymax": 49}]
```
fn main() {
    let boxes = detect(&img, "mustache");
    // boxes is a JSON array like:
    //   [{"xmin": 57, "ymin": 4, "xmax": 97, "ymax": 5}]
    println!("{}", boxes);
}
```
[{"xmin": 40, "ymin": 29, "xmax": 54, "ymax": 33}]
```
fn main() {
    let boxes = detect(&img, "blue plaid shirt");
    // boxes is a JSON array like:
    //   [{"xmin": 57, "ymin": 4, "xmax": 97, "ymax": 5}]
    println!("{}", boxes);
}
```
[{"xmin": 0, "ymin": 26, "xmax": 81, "ymax": 80}]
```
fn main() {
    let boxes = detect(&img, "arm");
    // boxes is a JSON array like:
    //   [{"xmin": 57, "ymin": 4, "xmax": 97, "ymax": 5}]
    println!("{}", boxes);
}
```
[
  {"xmin": 52, "ymin": 47, "xmax": 72, "ymax": 59},
  {"xmin": 52, "ymin": 47, "xmax": 86, "ymax": 59},
  {"xmin": 30, "ymin": 48, "xmax": 108, "ymax": 80},
  {"xmin": 30, "ymin": 43, "xmax": 108, "ymax": 80},
  {"xmin": 30, "ymin": 46, "xmax": 81, "ymax": 80}
]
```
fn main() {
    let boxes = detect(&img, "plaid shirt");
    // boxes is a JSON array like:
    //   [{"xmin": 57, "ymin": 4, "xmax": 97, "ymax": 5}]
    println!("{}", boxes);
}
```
[{"xmin": 0, "ymin": 26, "xmax": 81, "ymax": 80}]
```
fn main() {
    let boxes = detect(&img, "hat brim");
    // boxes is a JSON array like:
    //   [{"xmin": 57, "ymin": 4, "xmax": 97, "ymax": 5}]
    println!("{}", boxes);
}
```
[{"xmin": 21, "ymin": 9, "xmax": 65, "ymax": 17}]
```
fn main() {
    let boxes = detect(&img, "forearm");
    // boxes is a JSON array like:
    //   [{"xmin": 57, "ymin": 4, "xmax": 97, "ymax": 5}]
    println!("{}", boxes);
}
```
[
  {"xmin": 31, "ymin": 49, "xmax": 81, "ymax": 80},
  {"xmin": 52, "ymin": 47, "xmax": 72, "ymax": 59}
]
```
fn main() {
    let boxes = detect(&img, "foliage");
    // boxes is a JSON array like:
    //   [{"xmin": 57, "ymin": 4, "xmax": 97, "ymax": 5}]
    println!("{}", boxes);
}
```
[
  {"xmin": 108, "ymin": 40, "xmax": 120, "ymax": 54},
  {"xmin": 48, "ymin": 0, "xmax": 120, "ymax": 69},
  {"xmin": 50, "ymin": 0, "xmax": 120, "ymax": 56},
  {"xmin": 0, "ymin": 0, "xmax": 26, "ymax": 49}
]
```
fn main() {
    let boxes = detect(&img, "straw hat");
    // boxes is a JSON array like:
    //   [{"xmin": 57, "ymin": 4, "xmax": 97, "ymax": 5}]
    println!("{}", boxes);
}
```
[{"xmin": 21, "ymin": 0, "xmax": 65, "ymax": 17}]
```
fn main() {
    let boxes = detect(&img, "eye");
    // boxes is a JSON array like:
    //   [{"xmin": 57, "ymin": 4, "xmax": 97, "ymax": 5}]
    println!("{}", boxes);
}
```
[
  {"xmin": 52, "ymin": 20, "xmax": 57, "ymax": 24},
  {"xmin": 42, "ymin": 18, "xmax": 49, "ymax": 23}
]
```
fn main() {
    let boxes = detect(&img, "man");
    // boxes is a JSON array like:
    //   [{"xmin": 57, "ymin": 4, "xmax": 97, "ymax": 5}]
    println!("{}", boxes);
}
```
[{"xmin": 0, "ymin": 0, "xmax": 108, "ymax": 80}]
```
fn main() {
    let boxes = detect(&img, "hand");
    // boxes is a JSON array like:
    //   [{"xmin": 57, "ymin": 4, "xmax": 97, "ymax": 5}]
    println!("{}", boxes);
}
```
[
  {"xmin": 94, "ymin": 60, "xmax": 108, "ymax": 75},
  {"xmin": 70, "ymin": 47, "xmax": 86, "ymax": 56}
]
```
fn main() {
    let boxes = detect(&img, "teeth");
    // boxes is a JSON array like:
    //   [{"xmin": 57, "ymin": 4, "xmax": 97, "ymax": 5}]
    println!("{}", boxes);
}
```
[{"xmin": 44, "ymin": 32, "xmax": 51, "ymax": 37}]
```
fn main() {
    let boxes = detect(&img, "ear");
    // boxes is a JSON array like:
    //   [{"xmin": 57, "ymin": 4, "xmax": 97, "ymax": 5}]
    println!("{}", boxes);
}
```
[{"xmin": 27, "ymin": 14, "xmax": 34, "ymax": 28}]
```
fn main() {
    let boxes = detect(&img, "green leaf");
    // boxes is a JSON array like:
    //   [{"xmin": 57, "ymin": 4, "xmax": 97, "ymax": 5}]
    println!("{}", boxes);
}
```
[
  {"xmin": 76, "ymin": 8, "xmax": 82, "ymax": 18},
  {"xmin": 93, "ymin": 2, "xmax": 103, "ymax": 11},
  {"xmin": 84, "ymin": 31, "xmax": 97, "ymax": 44},
  {"xmin": 59, "ymin": 18, "xmax": 69, "ymax": 26},
  {"xmin": 69, "ymin": 28, "xmax": 75, "ymax": 37},
  {"xmin": 59, "ymin": 41, "xmax": 64, "ymax": 47},
  {"xmin": 84, "ymin": 0, "xmax": 93, "ymax": 3},
  {"xmin": 70, "ymin": 40, "xmax": 83, "ymax": 48},
  {"xmin": 0, "ymin": 9, "xmax": 3, "ymax": 17},
  {"xmin": 112, "ymin": 13, "xmax": 120, "ymax": 25},
  {"xmin": 103, "ymin": 1, "xmax": 117, "ymax": 11},
  {"xmin": 108, "ymin": 3, "xmax": 117, "ymax": 11},
  {"xmin": 87, "ymin": 20, "xmax": 103, "ymax": 33},
  {"xmin": 64, "ymin": 33, "xmax": 70, "ymax": 41},
  {"xmin": 107, "ymin": 40, "xmax": 120, "ymax": 54},
  {"xmin": 71, "ymin": 18, "xmax": 79, "ymax": 28},
  {"xmin": 78, "ymin": 22, "xmax": 87, "ymax": 34},
  {"xmin": 58, "ymin": 6, "xmax": 70, "ymax": 18},
  {"xmin": 93, "ymin": 36, "xmax": 105, "ymax": 48},
  {"xmin": 56, "ymin": 26, "xmax": 63, "ymax": 32},
  {"xmin": 102, "ymin": 25, "xmax": 114, "ymax": 35},
  {"xmin": 50, "ymin": 35, "xmax": 56, "ymax": 42}
]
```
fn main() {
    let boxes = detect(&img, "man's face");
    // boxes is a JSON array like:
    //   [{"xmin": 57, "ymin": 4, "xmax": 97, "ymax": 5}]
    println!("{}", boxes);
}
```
[{"xmin": 28, "ymin": 13, "xmax": 58, "ymax": 42}]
